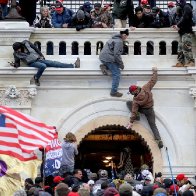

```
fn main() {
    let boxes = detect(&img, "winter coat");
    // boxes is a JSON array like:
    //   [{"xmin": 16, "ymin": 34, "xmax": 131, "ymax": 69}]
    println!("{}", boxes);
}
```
[
  {"xmin": 99, "ymin": 34, "xmax": 124, "ymax": 69},
  {"xmin": 177, "ymin": 3, "xmax": 193, "ymax": 35},
  {"xmin": 34, "ymin": 16, "xmax": 52, "ymax": 28},
  {"xmin": 92, "ymin": 11, "xmax": 113, "ymax": 28},
  {"xmin": 132, "ymin": 14, "xmax": 153, "ymax": 28},
  {"xmin": 130, "ymin": 70, "xmax": 157, "ymax": 123},
  {"xmin": 52, "ymin": 7, "xmax": 74, "ymax": 28},
  {"xmin": 13, "ymin": 40, "xmax": 44, "ymax": 66},
  {"xmin": 112, "ymin": 0, "xmax": 134, "ymax": 24},
  {"xmin": 61, "ymin": 141, "xmax": 78, "ymax": 168},
  {"xmin": 69, "ymin": 11, "xmax": 92, "ymax": 30},
  {"xmin": 149, "ymin": 11, "xmax": 170, "ymax": 28},
  {"xmin": 95, "ymin": 177, "xmax": 111, "ymax": 185}
]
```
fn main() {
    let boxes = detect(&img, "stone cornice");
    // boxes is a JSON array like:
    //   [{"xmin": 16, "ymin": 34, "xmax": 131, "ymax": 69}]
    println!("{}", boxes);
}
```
[{"xmin": 0, "ymin": 67, "xmax": 190, "ymax": 77}]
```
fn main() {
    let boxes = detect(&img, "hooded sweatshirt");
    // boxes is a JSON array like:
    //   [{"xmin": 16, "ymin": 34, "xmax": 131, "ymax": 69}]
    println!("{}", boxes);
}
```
[
  {"xmin": 99, "ymin": 34, "xmax": 124, "ymax": 69},
  {"xmin": 61, "ymin": 141, "xmax": 78, "ymax": 167}
]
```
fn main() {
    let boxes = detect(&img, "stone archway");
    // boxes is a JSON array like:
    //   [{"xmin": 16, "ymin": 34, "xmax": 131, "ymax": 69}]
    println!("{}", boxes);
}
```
[
  {"xmin": 72, "ymin": 115, "xmax": 163, "ymax": 173},
  {"xmin": 57, "ymin": 98, "xmax": 177, "ymax": 173}
]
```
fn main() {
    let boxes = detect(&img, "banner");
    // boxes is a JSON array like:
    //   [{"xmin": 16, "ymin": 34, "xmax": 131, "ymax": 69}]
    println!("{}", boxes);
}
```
[
  {"xmin": 0, "ymin": 155, "xmax": 41, "ymax": 196},
  {"xmin": 44, "ymin": 134, "xmax": 62, "ymax": 176}
]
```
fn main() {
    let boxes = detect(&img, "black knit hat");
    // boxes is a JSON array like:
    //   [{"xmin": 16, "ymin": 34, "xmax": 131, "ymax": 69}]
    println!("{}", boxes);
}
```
[
  {"xmin": 120, "ymin": 29, "xmax": 129, "ymax": 36},
  {"xmin": 12, "ymin": 42, "xmax": 23, "ymax": 51}
]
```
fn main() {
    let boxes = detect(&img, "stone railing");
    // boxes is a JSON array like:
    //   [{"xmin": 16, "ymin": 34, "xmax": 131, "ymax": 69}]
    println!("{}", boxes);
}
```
[{"xmin": 0, "ymin": 22, "xmax": 195, "ymax": 69}]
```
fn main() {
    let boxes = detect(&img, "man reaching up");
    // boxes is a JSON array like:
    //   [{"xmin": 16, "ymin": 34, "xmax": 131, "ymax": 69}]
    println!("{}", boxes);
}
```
[{"xmin": 126, "ymin": 67, "xmax": 163, "ymax": 148}]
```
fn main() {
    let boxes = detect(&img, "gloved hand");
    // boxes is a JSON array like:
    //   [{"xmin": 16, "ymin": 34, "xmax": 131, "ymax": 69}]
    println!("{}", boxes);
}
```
[
  {"xmin": 76, "ymin": 25, "xmax": 83, "ymax": 31},
  {"xmin": 8, "ymin": 62, "xmax": 19, "ymax": 68}
]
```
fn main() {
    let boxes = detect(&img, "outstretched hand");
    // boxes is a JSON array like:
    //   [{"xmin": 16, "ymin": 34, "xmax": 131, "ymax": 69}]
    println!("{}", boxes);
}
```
[
  {"xmin": 126, "ymin": 122, "xmax": 133, "ymax": 129},
  {"xmin": 8, "ymin": 62, "xmax": 19, "ymax": 68}
]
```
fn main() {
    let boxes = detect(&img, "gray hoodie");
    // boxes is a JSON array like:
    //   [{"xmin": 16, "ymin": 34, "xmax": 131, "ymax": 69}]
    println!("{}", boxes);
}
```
[
  {"xmin": 99, "ymin": 34, "xmax": 124, "ymax": 69},
  {"xmin": 13, "ymin": 40, "xmax": 44, "ymax": 66},
  {"xmin": 61, "ymin": 141, "xmax": 78, "ymax": 168}
]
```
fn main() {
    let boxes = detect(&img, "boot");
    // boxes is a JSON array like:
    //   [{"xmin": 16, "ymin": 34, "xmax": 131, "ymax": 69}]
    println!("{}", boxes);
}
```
[
  {"xmin": 172, "ymin": 62, "xmax": 184, "ymax": 67},
  {"xmin": 100, "ymin": 64, "xmax": 111, "ymax": 76},
  {"xmin": 74, "ymin": 57, "xmax": 80, "ymax": 68},
  {"xmin": 184, "ymin": 61, "xmax": 195, "ymax": 67},
  {"xmin": 110, "ymin": 92, "xmax": 123, "ymax": 97},
  {"xmin": 30, "ymin": 76, "xmax": 40, "ymax": 86}
]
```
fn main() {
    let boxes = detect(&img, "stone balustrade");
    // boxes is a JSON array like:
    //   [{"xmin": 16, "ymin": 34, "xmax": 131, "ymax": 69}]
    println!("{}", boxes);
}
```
[{"xmin": 0, "ymin": 22, "xmax": 195, "ymax": 69}]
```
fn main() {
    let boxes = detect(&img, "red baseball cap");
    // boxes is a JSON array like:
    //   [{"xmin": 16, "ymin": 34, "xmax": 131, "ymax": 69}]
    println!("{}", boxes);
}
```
[
  {"xmin": 141, "ymin": 0, "xmax": 148, "ymax": 5},
  {"xmin": 128, "ymin": 85, "xmax": 138, "ymax": 94},
  {"xmin": 55, "ymin": 2, "xmax": 63, "ymax": 11},
  {"xmin": 176, "ymin": 174, "xmax": 188, "ymax": 181},
  {"xmin": 53, "ymin": 176, "xmax": 65, "ymax": 183},
  {"xmin": 168, "ymin": 2, "xmax": 175, "ymax": 7}
]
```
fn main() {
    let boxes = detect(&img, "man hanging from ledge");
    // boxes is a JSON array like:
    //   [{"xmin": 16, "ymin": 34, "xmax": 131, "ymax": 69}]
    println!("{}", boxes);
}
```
[
  {"xmin": 10, "ymin": 40, "xmax": 80, "ymax": 86},
  {"xmin": 126, "ymin": 67, "xmax": 163, "ymax": 149}
]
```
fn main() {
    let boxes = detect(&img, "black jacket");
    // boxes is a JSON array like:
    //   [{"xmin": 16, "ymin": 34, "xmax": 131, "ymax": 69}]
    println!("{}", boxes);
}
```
[
  {"xmin": 132, "ymin": 14, "xmax": 153, "ymax": 28},
  {"xmin": 69, "ymin": 11, "xmax": 92, "ymax": 31},
  {"xmin": 112, "ymin": 0, "xmax": 134, "ymax": 26},
  {"xmin": 149, "ymin": 11, "xmax": 170, "ymax": 28},
  {"xmin": 177, "ymin": 3, "xmax": 193, "ymax": 35}
]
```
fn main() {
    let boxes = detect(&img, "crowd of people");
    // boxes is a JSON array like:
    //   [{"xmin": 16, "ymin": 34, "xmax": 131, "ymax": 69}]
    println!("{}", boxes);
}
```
[
  {"xmin": 14, "ymin": 165, "xmax": 196, "ymax": 196},
  {"xmin": 0, "ymin": 0, "xmax": 196, "ymax": 28},
  {"xmin": 11, "ymin": 133, "xmax": 196, "ymax": 196}
]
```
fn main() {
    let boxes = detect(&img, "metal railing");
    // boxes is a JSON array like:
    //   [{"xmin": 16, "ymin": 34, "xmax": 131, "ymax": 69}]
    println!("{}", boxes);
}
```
[{"xmin": 37, "ymin": 0, "xmax": 190, "ymax": 12}]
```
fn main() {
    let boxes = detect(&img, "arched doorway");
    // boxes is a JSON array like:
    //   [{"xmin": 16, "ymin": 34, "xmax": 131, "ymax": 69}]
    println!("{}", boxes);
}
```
[{"xmin": 75, "ymin": 125, "xmax": 153, "ymax": 174}]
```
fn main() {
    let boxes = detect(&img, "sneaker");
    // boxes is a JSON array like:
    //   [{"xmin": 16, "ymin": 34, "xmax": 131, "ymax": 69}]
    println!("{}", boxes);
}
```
[
  {"xmin": 184, "ymin": 61, "xmax": 195, "ymax": 67},
  {"xmin": 110, "ymin": 92, "xmax": 123, "ymax": 97},
  {"xmin": 100, "ymin": 64, "xmax": 112, "ymax": 76},
  {"xmin": 74, "ymin": 57, "xmax": 80, "ymax": 68},
  {"xmin": 30, "ymin": 76, "xmax": 40, "ymax": 86},
  {"xmin": 155, "ymin": 140, "xmax": 163, "ymax": 149},
  {"xmin": 172, "ymin": 62, "xmax": 184, "ymax": 67}
]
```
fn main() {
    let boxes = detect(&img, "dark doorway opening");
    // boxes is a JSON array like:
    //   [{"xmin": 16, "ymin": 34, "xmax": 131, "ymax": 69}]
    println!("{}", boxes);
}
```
[{"xmin": 75, "ymin": 125, "xmax": 153, "ymax": 174}]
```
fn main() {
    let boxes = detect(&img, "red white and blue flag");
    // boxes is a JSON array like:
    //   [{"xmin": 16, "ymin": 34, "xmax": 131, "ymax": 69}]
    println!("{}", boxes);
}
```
[{"xmin": 0, "ymin": 105, "xmax": 56, "ymax": 195}]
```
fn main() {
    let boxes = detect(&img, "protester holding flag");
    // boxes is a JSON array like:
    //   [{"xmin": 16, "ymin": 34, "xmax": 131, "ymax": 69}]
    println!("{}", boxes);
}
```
[
  {"xmin": 0, "ymin": 106, "xmax": 56, "ymax": 195},
  {"xmin": 61, "ymin": 132, "xmax": 78, "ymax": 174}
]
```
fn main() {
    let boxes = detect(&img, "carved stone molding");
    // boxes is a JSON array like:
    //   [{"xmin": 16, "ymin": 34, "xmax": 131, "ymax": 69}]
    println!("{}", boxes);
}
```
[
  {"xmin": 189, "ymin": 87, "xmax": 196, "ymax": 108},
  {"xmin": 0, "ymin": 85, "xmax": 37, "ymax": 107}
]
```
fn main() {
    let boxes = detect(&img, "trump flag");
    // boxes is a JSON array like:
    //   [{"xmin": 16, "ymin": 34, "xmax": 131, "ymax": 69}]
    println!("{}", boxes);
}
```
[{"xmin": 0, "ymin": 106, "xmax": 56, "ymax": 195}]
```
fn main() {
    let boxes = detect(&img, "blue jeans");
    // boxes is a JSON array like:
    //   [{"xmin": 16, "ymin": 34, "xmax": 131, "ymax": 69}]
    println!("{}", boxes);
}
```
[
  {"xmin": 28, "ymin": 59, "xmax": 74, "ymax": 79},
  {"xmin": 102, "ymin": 62, "xmax": 121, "ymax": 94},
  {"xmin": 0, "ymin": 4, "xmax": 8, "ymax": 18}
]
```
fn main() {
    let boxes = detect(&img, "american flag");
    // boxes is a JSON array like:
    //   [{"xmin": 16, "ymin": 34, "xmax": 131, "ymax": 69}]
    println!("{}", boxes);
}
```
[{"xmin": 0, "ymin": 106, "xmax": 56, "ymax": 161}]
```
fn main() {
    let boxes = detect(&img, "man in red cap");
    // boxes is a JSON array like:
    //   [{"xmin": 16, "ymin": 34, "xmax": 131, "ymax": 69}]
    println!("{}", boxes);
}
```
[{"xmin": 126, "ymin": 67, "xmax": 163, "ymax": 148}]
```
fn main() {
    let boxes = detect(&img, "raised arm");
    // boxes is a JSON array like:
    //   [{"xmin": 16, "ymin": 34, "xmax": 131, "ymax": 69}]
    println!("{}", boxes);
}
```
[{"xmin": 143, "ymin": 67, "xmax": 158, "ymax": 91}]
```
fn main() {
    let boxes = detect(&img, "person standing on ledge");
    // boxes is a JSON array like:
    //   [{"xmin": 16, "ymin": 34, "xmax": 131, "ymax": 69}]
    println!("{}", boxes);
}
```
[
  {"xmin": 10, "ymin": 40, "xmax": 80, "ymax": 86},
  {"xmin": 99, "ymin": 29, "xmax": 129, "ymax": 97},
  {"xmin": 126, "ymin": 67, "xmax": 163, "ymax": 148},
  {"xmin": 172, "ymin": 0, "xmax": 195, "ymax": 67}
]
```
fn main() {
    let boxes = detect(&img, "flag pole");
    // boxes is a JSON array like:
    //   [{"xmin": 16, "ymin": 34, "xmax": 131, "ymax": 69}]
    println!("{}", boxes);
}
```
[{"xmin": 165, "ymin": 147, "xmax": 178, "ymax": 196}]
